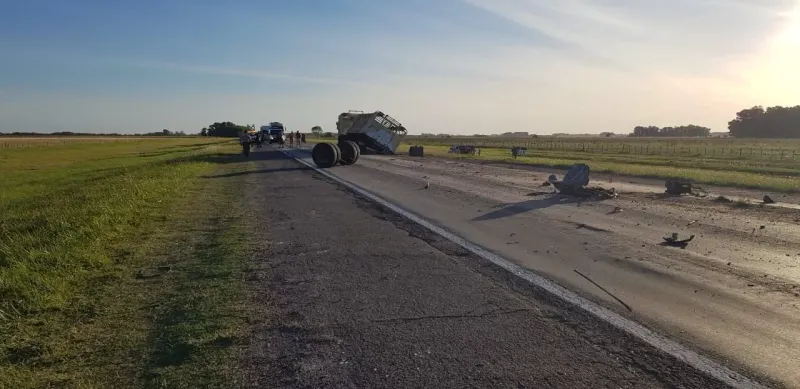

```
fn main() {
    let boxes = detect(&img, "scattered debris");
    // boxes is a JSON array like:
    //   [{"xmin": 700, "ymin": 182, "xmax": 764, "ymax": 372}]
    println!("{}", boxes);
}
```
[
  {"xmin": 687, "ymin": 220, "xmax": 698, "ymax": 226},
  {"xmin": 575, "ymin": 223, "xmax": 611, "ymax": 232},
  {"xmin": 526, "ymin": 191, "xmax": 551, "ymax": 196},
  {"xmin": 661, "ymin": 233, "xmax": 695, "ymax": 249},
  {"xmin": 423, "ymin": 182, "xmax": 430, "ymax": 189},
  {"xmin": 607, "ymin": 206, "xmax": 623, "ymax": 215},
  {"xmin": 550, "ymin": 164, "xmax": 618, "ymax": 200},
  {"xmin": 714, "ymin": 195, "xmax": 733, "ymax": 203},
  {"xmin": 573, "ymin": 269, "xmax": 633, "ymax": 312},
  {"xmin": 665, "ymin": 180, "xmax": 693, "ymax": 195},
  {"xmin": 763, "ymin": 195, "xmax": 775, "ymax": 204},
  {"xmin": 448, "ymin": 145, "xmax": 477, "ymax": 154},
  {"xmin": 408, "ymin": 145, "xmax": 425, "ymax": 157},
  {"xmin": 760, "ymin": 225, "xmax": 765, "ymax": 230}
]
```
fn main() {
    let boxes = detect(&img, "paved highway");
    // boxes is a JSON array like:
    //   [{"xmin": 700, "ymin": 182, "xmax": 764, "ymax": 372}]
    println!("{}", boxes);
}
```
[
  {"xmin": 280, "ymin": 145, "xmax": 797, "ymax": 388},
  {"xmin": 237, "ymin": 148, "xmax": 760, "ymax": 388}
]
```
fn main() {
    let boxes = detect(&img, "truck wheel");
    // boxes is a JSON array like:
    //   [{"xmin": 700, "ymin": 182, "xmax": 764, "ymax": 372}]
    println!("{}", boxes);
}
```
[
  {"xmin": 312, "ymin": 142, "xmax": 340, "ymax": 168},
  {"xmin": 348, "ymin": 141, "xmax": 361, "ymax": 164},
  {"xmin": 338, "ymin": 140, "xmax": 360, "ymax": 165}
]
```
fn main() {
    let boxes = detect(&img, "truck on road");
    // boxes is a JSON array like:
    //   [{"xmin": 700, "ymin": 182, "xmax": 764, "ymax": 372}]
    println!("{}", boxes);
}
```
[
  {"xmin": 260, "ymin": 122, "xmax": 286, "ymax": 145},
  {"xmin": 336, "ymin": 111, "xmax": 407, "ymax": 155}
]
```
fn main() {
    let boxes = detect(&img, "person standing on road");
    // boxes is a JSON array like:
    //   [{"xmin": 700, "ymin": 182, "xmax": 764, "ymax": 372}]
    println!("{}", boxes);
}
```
[{"xmin": 239, "ymin": 130, "xmax": 252, "ymax": 158}]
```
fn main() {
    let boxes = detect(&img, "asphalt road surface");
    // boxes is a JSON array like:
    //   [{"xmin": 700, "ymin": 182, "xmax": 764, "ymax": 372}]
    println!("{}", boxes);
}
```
[
  {"xmin": 281, "ymin": 145, "xmax": 798, "ymax": 388},
  {"xmin": 235, "ymin": 148, "xmax": 767, "ymax": 388}
]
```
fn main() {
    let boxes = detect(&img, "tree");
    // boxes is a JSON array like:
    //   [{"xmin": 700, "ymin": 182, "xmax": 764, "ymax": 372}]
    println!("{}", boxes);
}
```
[
  {"xmin": 322, "ymin": 132, "xmax": 335, "ymax": 138},
  {"xmin": 728, "ymin": 105, "xmax": 800, "ymax": 138},
  {"xmin": 631, "ymin": 125, "xmax": 710, "ymax": 137},
  {"xmin": 200, "ymin": 128, "xmax": 208, "ymax": 136},
  {"xmin": 204, "ymin": 122, "xmax": 250, "ymax": 137},
  {"xmin": 311, "ymin": 126, "xmax": 323, "ymax": 137}
]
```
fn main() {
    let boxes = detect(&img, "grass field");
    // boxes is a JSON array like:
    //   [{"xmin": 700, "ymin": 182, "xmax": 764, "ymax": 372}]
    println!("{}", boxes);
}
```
[
  {"xmin": 0, "ymin": 136, "xmax": 200, "ymax": 149},
  {"xmin": 1, "ymin": 137, "xmax": 256, "ymax": 388},
  {"xmin": 309, "ymin": 136, "xmax": 800, "ymax": 191}
]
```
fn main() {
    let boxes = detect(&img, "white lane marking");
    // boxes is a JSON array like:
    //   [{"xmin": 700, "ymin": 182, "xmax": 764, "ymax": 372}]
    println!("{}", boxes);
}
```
[{"xmin": 275, "ymin": 146, "xmax": 767, "ymax": 389}]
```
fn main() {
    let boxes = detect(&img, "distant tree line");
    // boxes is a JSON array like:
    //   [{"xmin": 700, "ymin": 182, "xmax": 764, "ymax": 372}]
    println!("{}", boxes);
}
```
[
  {"xmin": 728, "ymin": 105, "xmax": 800, "ymax": 138},
  {"xmin": 630, "ymin": 125, "xmax": 711, "ymax": 137},
  {"xmin": 0, "ymin": 130, "xmax": 189, "ymax": 137},
  {"xmin": 200, "ymin": 122, "xmax": 251, "ymax": 137},
  {"xmin": 0, "ymin": 131, "xmax": 128, "ymax": 136},
  {"xmin": 140, "ymin": 129, "xmax": 188, "ymax": 136}
]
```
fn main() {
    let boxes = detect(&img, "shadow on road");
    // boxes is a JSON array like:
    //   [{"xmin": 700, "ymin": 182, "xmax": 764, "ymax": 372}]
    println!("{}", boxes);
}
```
[
  {"xmin": 472, "ymin": 196, "xmax": 579, "ymax": 221},
  {"xmin": 200, "ymin": 148, "xmax": 313, "ymax": 178}
]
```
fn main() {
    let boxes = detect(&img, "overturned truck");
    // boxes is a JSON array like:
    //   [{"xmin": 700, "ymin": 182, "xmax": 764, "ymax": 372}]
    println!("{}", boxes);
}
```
[{"xmin": 311, "ymin": 110, "xmax": 408, "ymax": 168}]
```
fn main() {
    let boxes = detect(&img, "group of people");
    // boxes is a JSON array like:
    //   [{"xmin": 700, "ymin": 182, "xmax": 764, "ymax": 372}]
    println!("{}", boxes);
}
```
[
  {"xmin": 285, "ymin": 131, "xmax": 306, "ymax": 147},
  {"xmin": 239, "ymin": 130, "xmax": 308, "ymax": 157}
]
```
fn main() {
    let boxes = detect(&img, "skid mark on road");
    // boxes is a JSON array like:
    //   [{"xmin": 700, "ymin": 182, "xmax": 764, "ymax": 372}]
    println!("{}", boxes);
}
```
[{"xmin": 277, "ymin": 147, "xmax": 769, "ymax": 389}]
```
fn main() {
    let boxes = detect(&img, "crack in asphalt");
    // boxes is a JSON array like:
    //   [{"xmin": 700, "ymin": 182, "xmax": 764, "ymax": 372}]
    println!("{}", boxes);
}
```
[{"xmin": 371, "ymin": 308, "xmax": 534, "ymax": 323}]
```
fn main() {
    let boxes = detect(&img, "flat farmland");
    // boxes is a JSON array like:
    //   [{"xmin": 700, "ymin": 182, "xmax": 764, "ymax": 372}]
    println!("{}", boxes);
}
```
[{"xmin": 0, "ymin": 136, "xmax": 202, "ymax": 149}]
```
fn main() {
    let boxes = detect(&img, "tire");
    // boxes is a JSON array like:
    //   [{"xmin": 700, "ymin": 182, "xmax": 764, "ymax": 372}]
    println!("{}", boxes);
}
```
[
  {"xmin": 331, "ymin": 143, "xmax": 342, "ymax": 165},
  {"xmin": 348, "ymin": 141, "xmax": 360, "ymax": 164},
  {"xmin": 312, "ymin": 142, "xmax": 340, "ymax": 168},
  {"xmin": 338, "ymin": 140, "xmax": 360, "ymax": 165}
]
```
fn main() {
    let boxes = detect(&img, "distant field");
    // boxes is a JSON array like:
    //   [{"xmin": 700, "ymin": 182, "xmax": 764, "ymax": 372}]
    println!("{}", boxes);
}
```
[
  {"xmin": 0, "ymin": 136, "xmax": 202, "ymax": 149},
  {"xmin": 308, "ymin": 135, "xmax": 800, "ymax": 191},
  {"xmin": 406, "ymin": 135, "xmax": 800, "ymax": 162},
  {"xmin": 1, "ymin": 137, "xmax": 254, "ymax": 388}
]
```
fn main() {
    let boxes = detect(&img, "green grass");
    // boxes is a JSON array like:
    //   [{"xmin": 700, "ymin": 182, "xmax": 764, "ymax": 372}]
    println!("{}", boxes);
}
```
[{"xmin": 0, "ymin": 138, "xmax": 256, "ymax": 388}]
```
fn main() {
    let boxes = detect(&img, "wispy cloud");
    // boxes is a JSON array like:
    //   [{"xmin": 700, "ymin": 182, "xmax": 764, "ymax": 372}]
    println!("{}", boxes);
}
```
[
  {"xmin": 121, "ymin": 60, "xmax": 364, "ymax": 85},
  {"xmin": 460, "ymin": 0, "xmax": 790, "ymax": 75}
]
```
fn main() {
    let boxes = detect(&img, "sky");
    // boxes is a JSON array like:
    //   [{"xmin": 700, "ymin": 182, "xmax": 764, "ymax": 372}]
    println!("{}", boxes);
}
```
[{"xmin": 1, "ymin": 0, "xmax": 800, "ymax": 135}]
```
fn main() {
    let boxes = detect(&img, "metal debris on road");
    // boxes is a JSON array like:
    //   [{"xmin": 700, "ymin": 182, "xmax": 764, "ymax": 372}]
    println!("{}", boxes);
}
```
[
  {"xmin": 549, "ymin": 164, "xmax": 618, "ymax": 200},
  {"xmin": 661, "ymin": 233, "xmax": 696, "ymax": 249},
  {"xmin": 573, "ymin": 269, "xmax": 633, "ymax": 312}
]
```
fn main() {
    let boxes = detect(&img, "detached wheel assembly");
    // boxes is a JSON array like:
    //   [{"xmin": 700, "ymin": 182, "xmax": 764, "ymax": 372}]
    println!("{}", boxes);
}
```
[
  {"xmin": 311, "ymin": 141, "xmax": 363, "ymax": 168},
  {"xmin": 312, "ymin": 142, "xmax": 341, "ymax": 168},
  {"xmin": 338, "ymin": 140, "xmax": 360, "ymax": 165}
]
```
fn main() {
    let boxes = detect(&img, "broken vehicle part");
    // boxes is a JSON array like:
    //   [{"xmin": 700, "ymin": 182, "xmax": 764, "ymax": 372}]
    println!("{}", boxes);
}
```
[
  {"xmin": 448, "ymin": 145, "xmax": 477, "ymax": 155},
  {"xmin": 665, "ymin": 180, "xmax": 693, "ymax": 195},
  {"xmin": 311, "ymin": 142, "xmax": 341, "ymax": 168},
  {"xmin": 409, "ymin": 145, "xmax": 425, "ymax": 157},
  {"xmin": 661, "ymin": 233, "xmax": 695, "ymax": 249},
  {"xmin": 551, "ymin": 164, "xmax": 617, "ymax": 200}
]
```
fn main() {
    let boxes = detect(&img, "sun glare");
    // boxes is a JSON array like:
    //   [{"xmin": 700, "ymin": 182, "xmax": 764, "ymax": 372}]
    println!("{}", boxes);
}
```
[{"xmin": 747, "ymin": 3, "xmax": 800, "ymax": 104}]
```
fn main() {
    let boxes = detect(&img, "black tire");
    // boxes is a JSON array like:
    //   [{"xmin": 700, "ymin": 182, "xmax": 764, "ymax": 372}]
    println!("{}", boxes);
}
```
[
  {"xmin": 338, "ymin": 140, "xmax": 360, "ymax": 165},
  {"xmin": 331, "ymin": 143, "xmax": 341, "ymax": 165},
  {"xmin": 312, "ymin": 142, "xmax": 340, "ymax": 168},
  {"xmin": 348, "ymin": 141, "xmax": 360, "ymax": 164}
]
